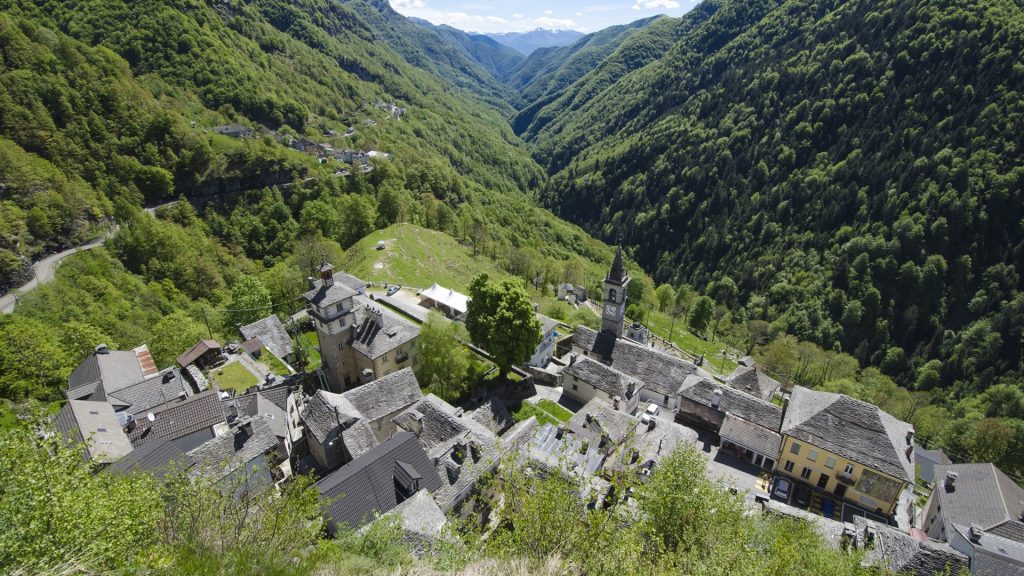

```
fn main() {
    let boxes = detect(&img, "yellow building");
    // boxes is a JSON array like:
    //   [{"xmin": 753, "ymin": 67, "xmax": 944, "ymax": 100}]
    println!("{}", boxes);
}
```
[{"xmin": 777, "ymin": 386, "xmax": 915, "ymax": 518}]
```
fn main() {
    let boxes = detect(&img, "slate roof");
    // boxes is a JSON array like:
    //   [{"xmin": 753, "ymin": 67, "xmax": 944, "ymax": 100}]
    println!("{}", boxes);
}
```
[
  {"xmin": 239, "ymin": 315, "xmax": 293, "ymax": 360},
  {"xmin": 564, "ymin": 356, "xmax": 641, "ymax": 399},
  {"xmin": 224, "ymin": 388, "xmax": 291, "ymax": 439},
  {"xmin": 527, "ymin": 421, "xmax": 605, "ymax": 478},
  {"xmin": 392, "ymin": 394, "xmax": 496, "ymax": 452},
  {"xmin": 855, "ymin": 517, "xmax": 968, "ymax": 576},
  {"xmin": 67, "ymin": 349, "xmax": 145, "ymax": 399},
  {"xmin": 333, "ymin": 271, "xmax": 368, "ymax": 292},
  {"xmin": 187, "ymin": 416, "xmax": 279, "ymax": 483},
  {"xmin": 951, "ymin": 523, "xmax": 1024, "ymax": 576},
  {"xmin": 536, "ymin": 313, "xmax": 559, "ymax": 336},
  {"xmin": 568, "ymin": 398, "xmax": 641, "ymax": 447},
  {"xmin": 55, "ymin": 400, "xmax": 134, "ymax": 463},
  {"xmin": 127, "ymin": 391, "xmax": 225, "ymax": 447},
  {"xmin": 467, "ymin": 398, "xmax": 514, "ymax": 435},
  {"xmin": 720, "ymin": 412, "xmax": 782, "ymax": 458},
  {"xmin": 348, "ymin": 297, "xmax": 419, "ymax": 360},
  {"xmin": 429, "ymin": 429, "xmax": 501, "ymax": 512},
  {"xmin": 342, "ymin": 368, "xmax": 422, "ymax": 423},
  {"xmin": 106, "ymin": 438, "xmax": 188, "ymax": 480},
  {"xmin": 176, "ymin": 340, "xmax": 221, "ymax": 367},
  {"xmin": 606, "ymin": 418, "xmax": 689, "ymax": 475},
  {"xmin": 572, "ymin": 326, "xmax": 700, "ymax": 397},
  {"xmin": 366, "ymin": 489, "xmax": 448, "ymax": 558},
  {"xmin": 316, "ymin": 432, "xmax": 443, "ymax": 532},
  {"xmin": 725, "ymin": 365, "xmax": 780, "ymax": 401},
  {"xmin": 914, "ymin": 446, "xmax": 951, "ymax": 486},
  {"xmin": 679, "ymin": 374, "xmax": 783, "ymax": 430},
  {"xmin": 301, "ymin": 390, "xmax": 379, "ymax": 458},
  {"xmin": 782, "ymin": 386, "xmax": 914, "ymax": 482},
  {"xmin": 109, "ymin": 369, "xmax": 192, "ymax": 417},
  {"xmin": 608, "ymin": 246, "xmax": 627, "ymax": 283},
  {"xmin": 931, "ymin": 463, "xmax": 1024, "ymax": 539},
  {"xmin": 303, "ymin": 276, "xmax": 358, "ymax": 308}
]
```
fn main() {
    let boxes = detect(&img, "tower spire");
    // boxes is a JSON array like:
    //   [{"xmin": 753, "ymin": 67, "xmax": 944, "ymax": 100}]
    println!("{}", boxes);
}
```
[{"xmin": 608, "ymin": 245, "xmax": 626, "ymax": 283}]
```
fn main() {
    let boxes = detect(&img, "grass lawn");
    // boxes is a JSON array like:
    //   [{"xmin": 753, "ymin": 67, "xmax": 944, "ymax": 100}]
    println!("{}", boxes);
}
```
[
  {"xmin": 513, "ymin": 402, "xmax": 566, "ymax": 427},
  {"xmin": 210, "ymin": 361, "xmax": 259, "ymax": 393},
  {"xmin": 535, "ymin": 399, "xmax": 573, "ymax": 422},
  {"xmin": 298, "ymin": 331, "xmax": 321, "ymax": 370},
  {"xmin": 644, "ymin": 309, "xmax": 740, "ymax": 375},
  {"xmin": 344, "ymin": 224, "xmax": 511, "ymax": 291},
  {"xmin": 262, "ymin": 351, "xmax": 292, "ymax": 375}
]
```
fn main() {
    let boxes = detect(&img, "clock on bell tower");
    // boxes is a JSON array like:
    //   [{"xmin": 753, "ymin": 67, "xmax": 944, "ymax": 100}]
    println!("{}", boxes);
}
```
[{"xmin": 601, "ymin": 246, "xmax": 630, "ymax": 337}]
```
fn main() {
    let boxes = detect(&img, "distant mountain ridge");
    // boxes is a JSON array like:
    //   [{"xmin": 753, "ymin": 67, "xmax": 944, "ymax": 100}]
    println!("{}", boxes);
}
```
[
  {"xmin": 486, "ymin": 29, "xmax": 585, "ymax": 55},
  {"xmin": 409, "ymin": 18, "xmax": 526, "ymax": 81}
]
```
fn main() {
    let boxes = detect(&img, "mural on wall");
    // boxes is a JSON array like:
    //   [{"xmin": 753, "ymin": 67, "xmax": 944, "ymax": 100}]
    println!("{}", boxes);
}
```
[{"xmin": 855, "ymin": 469, "xmax": 902, "ymax": 505}]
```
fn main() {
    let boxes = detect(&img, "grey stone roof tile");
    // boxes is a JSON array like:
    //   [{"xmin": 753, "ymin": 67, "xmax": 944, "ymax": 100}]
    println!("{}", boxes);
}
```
[
  {"xmin": 342, "ymin": 368, "xmax": 422, "ymax": 423},
  {"xmin": 239, "ymin": 315, "xmax": 293, "ymax": 360},
  {"xmin": 679, "ymin": 375, "xmax": 783, "ymax": 430},
  {"xmin": 127, "ymin": 390, "xmax": 225, "ymax": 447},
  {"xmin": 301, "ymin": 390, "xmax": 363, "ymax": 444},
  {"xmin": 933, "ymin": 463, "xmax": 1024, "ymax": 539},
  {"xmin": 467, "ymin": 398, "xmax": 514, "ymax": 435},
  {"xmin": 348, "ymin": 297, "xmax": 419, "ymax": 360},
  {"xmin": 392, "ymin": 394, "xmax": 497, "ymax": 452},
  {"xmin": 572, "ymin": 326, "xmax": 698, "ymax": 397},
  {"xmin": 720, "ymin": 413, "xmax": 782, "ymax": 457},
  {"xmin": 783, "ymin": 386, "xmax": 914, "ymax": 482},
  {"xmin": 316, "ymin": 432, "xmax": 442, "ymax": 532},
  {"xmin": 564, "ymin": 356, "xmax": 642, "ymax": 399},
  {"xmin": 725, "ymin": 365, "xmax": 780, "ymax": 401},
  {"xmin": 109, "ymin": 369, "xmax": 191, "ymax": 417},
  {"xmin": 106, "ymin": 437, "xmax": 188, "ymax": 480},
  {"xmin": 855, "ymin": 517, "xmax": 968, "ymax": 576},
  {"xmin": 187, "ymin": 416, "xmax": 279, "ymax": 482},
  {"xmin": 568, "ymin": 398, "xmax": 641, "ymax": 447}
]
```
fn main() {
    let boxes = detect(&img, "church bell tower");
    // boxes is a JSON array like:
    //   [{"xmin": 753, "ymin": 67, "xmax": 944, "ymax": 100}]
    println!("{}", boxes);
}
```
[{"xmin": 601, "ymin": 246, "xmax": 630, "ymax": 337}]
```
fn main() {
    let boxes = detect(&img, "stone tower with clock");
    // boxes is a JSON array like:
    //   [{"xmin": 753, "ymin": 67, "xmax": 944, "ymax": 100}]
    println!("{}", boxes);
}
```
[{"xmin": 601, "ymin": 246, "xmax": 630, "ymax": 337}]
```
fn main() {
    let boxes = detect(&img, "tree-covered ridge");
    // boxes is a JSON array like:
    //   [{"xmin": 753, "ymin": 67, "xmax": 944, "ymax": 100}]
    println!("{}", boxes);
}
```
[
  {"xmin": 509, "ymin": 13, "xmax": 701, "ymax": 138},
  {"xmin": 407, "ymin": 18, "xmax": 526, "ymax": 90},
  {"xmin": 2, "ymin": 0, "xmax": 544, "ymax": 194},
  {"xmin": 537, "ymin": 0, "xmax": 1024, "ymax": 395}
]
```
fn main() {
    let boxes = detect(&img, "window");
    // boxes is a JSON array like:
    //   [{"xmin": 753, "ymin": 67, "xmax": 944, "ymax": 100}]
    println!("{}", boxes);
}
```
[
  {"xmin": 784, "ymin": 460, "xmax": 794, "ymax": 472},
  {"xmin": 808, "ymin": 449, "xmax": 818, "ymax": 462},
  {"xmin": 825, "ymin": 456, "xmax": 836, "ymax": 469},
  {"xmin": 790, "ymin": 442, "xmax": 802, "ymax": 455},
  {"xmin": 336, "ymin": 303, "xmax": 344, "ymax": 312},
  {"xmin": 608, "ymin": 289, "xmax": 617, "ymax": 302},
  {"xmin": 844, "ymin": 464, "xmax": 855, "ymax": 475},
  {"xmin": 801, "ymin": 467, "xmax": 812, "ymax": 480},
  {"xmin": 572, "ymin": 383, "xmax": 578, "ymax": 391}
]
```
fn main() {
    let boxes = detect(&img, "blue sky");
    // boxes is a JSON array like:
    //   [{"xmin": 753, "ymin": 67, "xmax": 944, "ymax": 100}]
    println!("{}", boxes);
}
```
[{"xmin": 389, "ymin": 0, "xmax": 699, "ymax": 34}]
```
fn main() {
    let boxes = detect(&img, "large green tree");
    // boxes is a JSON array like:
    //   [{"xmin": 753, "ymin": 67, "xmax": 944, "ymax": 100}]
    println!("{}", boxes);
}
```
[
  {"xmin": 227, "ymin": 275, "xmax": 272, "ymax": 327},
  {"xmin": 414, "ymin": 311, "xmax": 471, "ymax": 403},
  {"xmin": 466, "ymin": 274, "xmax": 541, "ymax": 379},
  {"xmin": 688, "ymin": 296, "xmax": 714, "ymax": 336}
]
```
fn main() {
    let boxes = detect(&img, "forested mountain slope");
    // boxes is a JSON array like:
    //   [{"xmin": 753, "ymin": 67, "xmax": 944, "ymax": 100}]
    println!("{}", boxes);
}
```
[
  {"xmin": 504, "ymin": 16, "xmax": 664, "ymax": 103},
  {"xmin": 0, "ymin": 0, "xmax": 552, "ymax": 290},
  {"xmin": 535, "ymin": 0, "xmax": 1024, "ymax": 395},
  {"xmin": 410, "ymin": 18, "xmax": 525, "ymax": 82},
  {"xmin": 511, "ymin": 9, "xmax": 717, "ymax": 138}
]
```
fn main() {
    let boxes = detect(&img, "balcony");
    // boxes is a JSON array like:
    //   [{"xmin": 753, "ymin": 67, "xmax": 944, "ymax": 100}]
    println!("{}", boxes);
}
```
[
  {"xmin": 396, "ymin": 351, "xmax": 410, "ymax": 364},
  {"xmin": 837, "ymin": 472, "xmax": 856, "ymax": 485}
]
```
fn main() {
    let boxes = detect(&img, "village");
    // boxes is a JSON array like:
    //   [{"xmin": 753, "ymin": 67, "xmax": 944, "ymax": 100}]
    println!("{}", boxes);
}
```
[{"xmin": 55, "ymin": 250, "xmax": 1022, "ymax": 576}]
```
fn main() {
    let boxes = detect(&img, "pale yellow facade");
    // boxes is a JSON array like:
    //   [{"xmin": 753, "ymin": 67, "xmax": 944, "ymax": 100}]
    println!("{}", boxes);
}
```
[{"xmin": 776, "ymin": 435, "xmax": 908, "ymax": 516}]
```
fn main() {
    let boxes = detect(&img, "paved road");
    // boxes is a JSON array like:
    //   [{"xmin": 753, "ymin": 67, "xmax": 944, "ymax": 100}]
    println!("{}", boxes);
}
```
[{"xmin": 0, "ymin": 232, "xmax": 112, "ymax": 314}]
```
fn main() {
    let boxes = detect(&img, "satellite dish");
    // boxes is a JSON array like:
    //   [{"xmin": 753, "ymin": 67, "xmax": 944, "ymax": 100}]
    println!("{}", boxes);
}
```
[{"xmin": 147, "ymin": 412, "xmax": 156, "ymax": 422}]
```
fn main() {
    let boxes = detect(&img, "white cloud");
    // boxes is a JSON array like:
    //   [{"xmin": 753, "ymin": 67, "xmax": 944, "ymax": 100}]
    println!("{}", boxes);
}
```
[
  {"xmin": 543, "ymin": 9, "xmax": 553, "ymax": 15},
  {"xmin": 632, "ymin": 0, "xmax": 680, "ymax": 9},
  {"xmin": 575, "ymin": 11, "xmax": 584, "ymax": 16},
  {"xmin": 390, "ymin": 1, "xmax": 578, "ymax": 32}
]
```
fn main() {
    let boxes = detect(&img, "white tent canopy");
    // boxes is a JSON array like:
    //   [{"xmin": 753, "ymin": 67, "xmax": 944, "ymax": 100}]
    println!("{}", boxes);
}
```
[{"xmin": 418, "ymin": 283, "xmax": 469, "ymax": 316}]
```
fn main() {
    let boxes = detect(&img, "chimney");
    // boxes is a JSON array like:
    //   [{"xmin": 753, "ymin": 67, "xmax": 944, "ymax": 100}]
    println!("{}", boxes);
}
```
[
  {"xmin": 969, "ymin": 524, "xmax": 983, "ymax": 543},
  {"xmin": 711, "ymin": 389, "xmax": 723, "ymax": 410},
  {"xmin": 555, "ymin": 424, "xmax": 566, "ymax": 439},
  {"xmin": 627, "ymin": 381, "xmax": 636, "ymax": 397},
  {"xmin": 697, "ymin": 353, "xmax": 705, "ymax": 366},
  {"xmin": 613, "ymin": 395, "xmax": 621, "ymax": 410},
  {"xmin": 361, "ymin": 368, "xmax": 374, "ymax": 382},
  {"xmin": 95, "ymin": 344, "xmax": 110, "ymax": 354},
  {"xmin": 374, "ymin": 308, "xmax": 384, "ymax": 329},
  {"xmin": 569, "ymin": 352, "xmax": 578, "ymax": 366},
  {"xmin": 307, "ymin": 276, "xmax": 316, "ymax": 290},
  {"xmin": 585, "ymin": 412, "xmax": 593, "ymax": 425},
  {"xmin": 408, "ymin": 412, "xmax": 423, "ymax": 435},
  {"xmin": 906, "ymin": 430, "xmax": 915, "ymax": 446},
  {"xmin": 239, "ymin": 420, "xmax": 254, "ymax": 439},
  {"xmin": 945, "ymin": 471, "xmax": 959, "ymax": 491}
]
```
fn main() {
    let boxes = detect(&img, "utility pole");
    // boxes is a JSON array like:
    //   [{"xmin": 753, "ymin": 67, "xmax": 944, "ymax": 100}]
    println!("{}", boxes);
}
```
[{"xmin": 201, "ymin": 308, "xmax": 213, "ymax": 340}]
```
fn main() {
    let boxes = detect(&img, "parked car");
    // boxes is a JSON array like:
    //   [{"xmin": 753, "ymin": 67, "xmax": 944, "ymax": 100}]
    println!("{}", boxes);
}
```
[
  {"xmin": 640, "ymin": 403, "xmax": 659, "ymax": 424},
  {"xmin": 386, "ymin": 285, "xmax": 400, "ymax": 296},
  {"xmin": 376, "ymin": 241, "xmax": 386, "ymax": 250},
  {"xmin": 772, "ymin": 477, "xmax": 792, "ymax": 501},
  {"xmin": 793, "ymin": 483, "xmax": 811, "ymax": 508}
]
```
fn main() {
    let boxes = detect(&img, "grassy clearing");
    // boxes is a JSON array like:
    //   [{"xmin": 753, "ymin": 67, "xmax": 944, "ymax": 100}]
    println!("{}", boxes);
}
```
[
  {"xmin": 535, "ymin": 399, "xmax": 573, "ymax": 422},
  {"xmin": 210, "ymin": 361, "xmax": 259, "ymax": 392},
  {"xmin": 344, "ymin": 224, "xmax": 510, "ymax": 291},
  {"xmin": 262, "ymin": 351, "xmax": 292, "ymax": 375},
  {"xmin": 298, "ymin": 331, "xmax": 322, "ymax": 370},
  {"xmin": 644, "ymin": 310, "xmax": 740, "ymax": 375}
]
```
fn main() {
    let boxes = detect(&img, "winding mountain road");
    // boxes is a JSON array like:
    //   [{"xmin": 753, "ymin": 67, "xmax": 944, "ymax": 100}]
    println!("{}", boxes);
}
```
[{"xmin": 0, "ymin": 232, "xmax": 113, "ymax": 314}]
